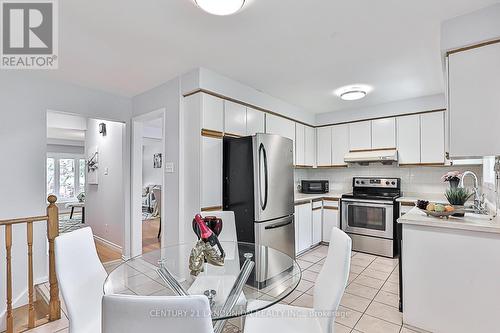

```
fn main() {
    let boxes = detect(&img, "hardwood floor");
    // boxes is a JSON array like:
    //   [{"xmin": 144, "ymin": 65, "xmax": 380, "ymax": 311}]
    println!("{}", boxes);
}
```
[
  {"xmin": 142, "ymin": 218, "xmax": 161, "ymax": 253},
  {"xmin": 95, "ymin": 241, "xmax": 122, "ymax": 263}
]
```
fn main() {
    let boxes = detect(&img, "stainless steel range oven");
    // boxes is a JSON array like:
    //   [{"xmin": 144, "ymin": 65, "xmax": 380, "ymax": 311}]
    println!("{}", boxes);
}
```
[{"xmin": 341, "ymin": 177, "xmax": 400, "ymax": 258}]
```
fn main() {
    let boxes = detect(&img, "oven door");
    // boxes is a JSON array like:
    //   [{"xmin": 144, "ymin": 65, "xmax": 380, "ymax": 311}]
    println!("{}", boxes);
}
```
[{"xmin": 341, "ymin": 198, "xmax": 394, "ymax": 239}]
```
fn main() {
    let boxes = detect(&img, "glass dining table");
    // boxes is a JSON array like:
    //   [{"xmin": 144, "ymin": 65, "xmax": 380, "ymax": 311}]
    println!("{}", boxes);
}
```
[{"xmin": 104, "ymin": 241, "xmax": 301, "ymax": 331}]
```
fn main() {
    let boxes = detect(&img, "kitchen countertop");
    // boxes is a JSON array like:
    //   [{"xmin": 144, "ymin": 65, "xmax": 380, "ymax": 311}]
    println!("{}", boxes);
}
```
[
  {"xmin": 397, "ymin": 192, "xmax": 448, "ymax": 204},
  {"xmin": 398, "ymin": 206, "xmax": 500, "ymax": 234},
  {"xmin": 294, "ymin": 192, "xmax": 343, "ymax": 203}
]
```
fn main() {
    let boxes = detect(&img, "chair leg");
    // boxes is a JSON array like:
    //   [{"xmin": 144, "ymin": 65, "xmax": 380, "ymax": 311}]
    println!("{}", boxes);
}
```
[
  {"xmin": 157, "ymin": 218, "xmax": 161, "ymax": 239},
  {"xmin": 70, "ymin": 207, "xmax": 74, "ymax": 219},
  {"xmin": 82, "ymin": 207, "xmax": 85, "ymax": 224}
]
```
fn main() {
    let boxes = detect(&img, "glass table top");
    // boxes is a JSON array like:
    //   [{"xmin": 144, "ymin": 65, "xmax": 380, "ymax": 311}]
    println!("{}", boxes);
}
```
[{"xmin": 104, "ymin": 241, "xmax": 301, "ymax": 321}]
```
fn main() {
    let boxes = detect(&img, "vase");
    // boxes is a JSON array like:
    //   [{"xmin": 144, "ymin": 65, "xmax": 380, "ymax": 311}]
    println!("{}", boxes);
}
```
[
  {"xmin": 449, "ymin": 179, "xmax": 460, "ymax": 188},
  {"xmin": 452, "ymin": 205, "xmax": 465, "ymax": 217}
]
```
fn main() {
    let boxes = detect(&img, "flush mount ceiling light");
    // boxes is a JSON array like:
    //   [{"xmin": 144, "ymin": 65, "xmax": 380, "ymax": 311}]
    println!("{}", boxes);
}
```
[
  {"xmin": 335, "ymin": 84, "xmax": 373, "ymax": 101},
  {"xmin": 195, "ymin": 0, "xmax": 245, "ymax": 15}
]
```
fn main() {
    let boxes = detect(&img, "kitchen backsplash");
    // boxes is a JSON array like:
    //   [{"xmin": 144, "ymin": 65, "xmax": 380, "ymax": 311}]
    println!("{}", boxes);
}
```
[{"xmin": 295, "ymin": 164, "xmax": 483, "ymax": 195}]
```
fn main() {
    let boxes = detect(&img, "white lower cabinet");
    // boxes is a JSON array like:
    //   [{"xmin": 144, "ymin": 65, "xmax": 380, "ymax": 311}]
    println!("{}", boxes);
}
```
[
  {"xmin": 201, "ymin": 136, "xmax": 222, "ymax": 209},
  {"xmin": 294, "ymin": 206, "xmax": 299, "ymax": 254},
  {"xmin": 296, "ymin": 202, "xmax": 313, "ymax": 254},
  {"xmin": 322, "ymin": 204, "xmax": 339, "ymax": 242},
  {"xmin": 312, "ymin": 205, "xmax": 322, "ymax": 245}
]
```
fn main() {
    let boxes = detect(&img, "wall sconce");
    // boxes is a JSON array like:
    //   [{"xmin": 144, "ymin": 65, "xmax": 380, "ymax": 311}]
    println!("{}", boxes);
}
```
[{"xmin": 99, "ymin": 123, "xmax": 107, "ymax": 136}]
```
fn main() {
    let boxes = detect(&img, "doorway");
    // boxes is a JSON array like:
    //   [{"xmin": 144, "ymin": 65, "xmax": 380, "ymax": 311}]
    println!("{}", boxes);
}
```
[
  {"xmin": 131, "ymin": 109, "xmax": 166, "ymax": 256},
  {"xmin": 46, "ymin": 110, "xmax": 125, "ymax": 263}
]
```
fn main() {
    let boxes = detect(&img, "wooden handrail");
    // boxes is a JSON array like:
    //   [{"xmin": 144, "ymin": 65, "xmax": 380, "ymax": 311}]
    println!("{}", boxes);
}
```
[
  {"xmin": 0, "ymin": 215, "xmax": 49, "ymax": 225},
  {"xmin": 2, "ymin": 195, "xmax": 61, "ymax": 333}
]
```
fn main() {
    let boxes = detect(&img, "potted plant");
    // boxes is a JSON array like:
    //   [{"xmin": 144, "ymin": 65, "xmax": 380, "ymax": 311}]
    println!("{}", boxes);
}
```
[
  {"xmin": 445, "ymin": 187, "xmax": 472, "ymax": 217},
  {"xmin": 441, "ymin": 171, "xmax": 462, "ymax": 188}
]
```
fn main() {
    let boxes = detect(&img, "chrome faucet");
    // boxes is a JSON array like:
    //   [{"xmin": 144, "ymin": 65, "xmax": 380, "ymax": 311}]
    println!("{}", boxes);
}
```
[{"xmin": 459, "ymin": 171, "xmax": 487, "ymax": 214}]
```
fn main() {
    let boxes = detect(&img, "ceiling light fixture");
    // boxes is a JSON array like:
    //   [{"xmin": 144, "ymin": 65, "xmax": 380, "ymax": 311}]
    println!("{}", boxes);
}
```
[
  {"xmin": 195, "ymin": 0, "xmax": 245, "ymax": 16},
  {"xmin": 335, "ymin": 84, "xmax": 372, "ymax": 101}
]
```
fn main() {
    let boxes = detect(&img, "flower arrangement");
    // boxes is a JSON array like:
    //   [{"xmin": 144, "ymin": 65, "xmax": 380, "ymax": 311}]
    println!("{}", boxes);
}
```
[{"xmin": 441, "ymin": 171, "xmax": 462, "ymax": 182}]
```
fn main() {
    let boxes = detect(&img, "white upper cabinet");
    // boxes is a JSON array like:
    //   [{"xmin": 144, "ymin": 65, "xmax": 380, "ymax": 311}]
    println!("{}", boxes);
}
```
[
  {"xmin": 349, "ymin": 121, "xmax": 372, "ymax": 151},
  {"xmin": 331, "ymin": 124, "xmax": 349, "ymax": 165},
  {"xmin": 295, "ymin": 123, "xmax": 306, "ymax": 166},
  {"xmin": 420, "ymin": 111, "xmax": 445, "ymax": 164},
  {"xmin": 265, "ymin": 114, "xmax": 296, "ymax": 159},
  {"xmin": 246, "ymin": 107, "xmax": 265, "ymax": 136},
  {"xmin": 304, "ymin": 126, "xmax": 316, "ymax": 167},
  {"xmin": 448, "ymin": 42, "xmax": 500, "ymax": 157},
  {"xmin": 266, "ymin": 114, "xmax": 296, "ymax": 142},
  {"xmin": 372, "ymin": 117, "xmax": 396, "ymax": 149},
  {"xmin": 224, "ymin": 101, "xmax": 246, "ymax": 136},
  {"xmin": 201, "ymin": 93, "xmax": 224, "ymax": 132},
  {"xmin": 316, "ymin": 126, "xmax": 332, "ymax": 166},
  {"xmin": 397, "ymin": 114, "xmax": 421, "ymax": 164}
]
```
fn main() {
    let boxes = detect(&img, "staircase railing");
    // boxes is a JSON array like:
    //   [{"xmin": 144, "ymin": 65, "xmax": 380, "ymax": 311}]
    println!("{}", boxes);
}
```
[{"xmin": 0, "ymin": 195, "xmax": 61, "ymax": 332}]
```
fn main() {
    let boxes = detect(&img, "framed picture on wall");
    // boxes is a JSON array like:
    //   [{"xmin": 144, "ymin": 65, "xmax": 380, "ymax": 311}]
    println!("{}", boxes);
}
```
[{"xmin": 153, "ymin": 153, "xmax": 162, "ymax": 168}]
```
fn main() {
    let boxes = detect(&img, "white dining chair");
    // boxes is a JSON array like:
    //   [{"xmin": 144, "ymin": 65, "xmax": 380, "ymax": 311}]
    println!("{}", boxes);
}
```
[
  {"xmin": 244, "ymin": 227, "xmax": 352, "ymax": 333},
  {"xmin": 55, "ymin": 227, "xmax": 107, "ymax": 333},
  {"xmin": 101, "ymin": 294, "xmax": 214, "ymax": 333},
  {"xmin": 196, "ymin": 211, "xmax": 246, "ymax": 322},
  {"xmin": 200, "ymin": 210, "xmax": 238, "ymax": 242}
]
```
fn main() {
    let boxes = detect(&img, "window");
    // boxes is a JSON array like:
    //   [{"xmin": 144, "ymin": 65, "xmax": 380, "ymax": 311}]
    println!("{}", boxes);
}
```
[
  {"xmin": 47, "ymin": 158, "xmax": 55, "ymax": 195},
  {"xmin": 47, "ymin": 155, "xmax": 86, "ymax": 201}
]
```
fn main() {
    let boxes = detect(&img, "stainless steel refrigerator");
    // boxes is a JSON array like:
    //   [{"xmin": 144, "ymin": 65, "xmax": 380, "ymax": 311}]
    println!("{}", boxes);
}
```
[{"xmin": 223, "ymin": 133, "xmax": 295, "ymax": 287}]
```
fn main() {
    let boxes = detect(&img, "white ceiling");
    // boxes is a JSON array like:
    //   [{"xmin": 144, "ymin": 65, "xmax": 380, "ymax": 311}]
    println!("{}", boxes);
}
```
[{"xmin": 41, "ymin": 0, "xmax": 498, "ymax": 113}]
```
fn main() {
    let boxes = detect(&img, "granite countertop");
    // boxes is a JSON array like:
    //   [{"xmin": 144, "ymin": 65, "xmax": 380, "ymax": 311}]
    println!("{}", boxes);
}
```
[
  {"xmin": 294, "ymin": 192, "xmax": 343, "ymax": 203},
  {"xmin": 398, "ymin": 206, "xmax": 500, "ymax": 234}
]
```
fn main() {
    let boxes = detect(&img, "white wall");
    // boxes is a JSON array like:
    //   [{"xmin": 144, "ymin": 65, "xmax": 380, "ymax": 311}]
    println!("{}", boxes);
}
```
[
  {"xmin": 142, "ymin": 139, "xmax": 163, "ymax": 186},
  {"xmin": 0, "ymin": 72, "xmax": 131, "ymax": 330},
  {"xmin": 132, "ymin": 77, "xmax": 182, "ymax": 246},
  {"xmin": 441, "ymin": 3, "xmax": 500, "ymax": 54},
  {"xmin": 85, "ymin": 119, "xmax": 125, "ymax": 249},
  {"xmin": 295, "ymin": 164, "xmax": 482, "ymax": 196},
  {"xmin": 315, "ymin": 94, "xmax": 445, "ymax": 125}
]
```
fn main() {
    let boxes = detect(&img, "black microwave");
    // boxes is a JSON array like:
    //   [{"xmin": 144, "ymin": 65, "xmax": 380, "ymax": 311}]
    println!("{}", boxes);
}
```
[{"xmin": 301, "ymin": 180, "xmax": 329, "ymax": 194}]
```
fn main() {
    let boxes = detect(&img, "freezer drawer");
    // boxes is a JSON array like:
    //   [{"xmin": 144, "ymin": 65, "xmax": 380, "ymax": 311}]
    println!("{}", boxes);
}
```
[{"xmin": 254, "ymin": 215, "xmax": 295, "ymax": 283}]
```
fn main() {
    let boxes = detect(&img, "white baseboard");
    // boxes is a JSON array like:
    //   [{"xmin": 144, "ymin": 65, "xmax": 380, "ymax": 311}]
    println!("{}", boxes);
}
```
[{"xmin": 93, "ymin": 235, "xmax": 122, "ymax": 253}]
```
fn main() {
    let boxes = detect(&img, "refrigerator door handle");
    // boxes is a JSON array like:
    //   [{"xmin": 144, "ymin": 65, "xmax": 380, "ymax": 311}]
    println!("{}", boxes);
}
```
[
  {"xmin": 264, "ymin": 220, "xmax": 293, "ymax": 230},
  {"xmin": 259, "ymin": 143, "xmax": 268, "ymax": 211}
]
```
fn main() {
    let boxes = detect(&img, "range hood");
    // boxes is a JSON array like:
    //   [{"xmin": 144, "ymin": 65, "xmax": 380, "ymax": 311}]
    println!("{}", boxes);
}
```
[{"xmin": 344, "ymin": 149, "xmax": 398, "ymax": 165}]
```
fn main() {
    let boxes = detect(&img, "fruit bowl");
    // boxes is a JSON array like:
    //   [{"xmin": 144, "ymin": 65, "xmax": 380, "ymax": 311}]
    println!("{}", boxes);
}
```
[
  {"xmin": 415, "ymin": 200, "xmax": 462, "ymax": 219},
  {"xmin": 418, "ymin": 208, "xmax": 456, "ymax": 219}
]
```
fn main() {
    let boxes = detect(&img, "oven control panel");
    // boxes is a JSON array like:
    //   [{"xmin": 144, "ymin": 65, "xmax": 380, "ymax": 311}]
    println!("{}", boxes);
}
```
[{"xmin": 353, "ymin": 177, "xmax": 400, "ymax": 189}]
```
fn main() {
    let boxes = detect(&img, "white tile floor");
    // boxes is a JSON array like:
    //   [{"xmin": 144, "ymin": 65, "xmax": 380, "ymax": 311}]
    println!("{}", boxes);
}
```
[{"xmin": 25, "ymin": 246, "xmax": 421, "ymax": 333}]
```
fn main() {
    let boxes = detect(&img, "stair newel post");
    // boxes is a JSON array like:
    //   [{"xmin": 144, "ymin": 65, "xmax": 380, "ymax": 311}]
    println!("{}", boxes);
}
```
[
  {"xmin": 46, "ymin": 195, "xmax": 61, "ymax": 321},
  {"xmin": 5, "ymin": 224, "xmax": 13, "ymax": 333},
  {"xmin": 27, "ymin": 220, "xmax": 35, "ymax": 328}
]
